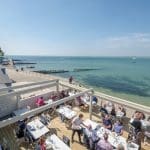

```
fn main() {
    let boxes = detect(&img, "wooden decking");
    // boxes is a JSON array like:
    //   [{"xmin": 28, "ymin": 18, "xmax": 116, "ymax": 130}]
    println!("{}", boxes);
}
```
[{"xmin": 0, "ymin": 108, "xmax": 149, "ymax": 150}]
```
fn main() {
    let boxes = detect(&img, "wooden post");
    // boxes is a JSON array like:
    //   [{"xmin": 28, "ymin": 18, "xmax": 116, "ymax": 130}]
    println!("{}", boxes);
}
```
[
  {"xmin": 56, "ymin": 80, "xmax": 59, "ymax": 93},
  {"xmin": 16, "ymin": 93, "xmax": 21, "ymax": 109},
  {"xmin": 89, "ymin": 90, "xmax": 94, "ymax": 120}
]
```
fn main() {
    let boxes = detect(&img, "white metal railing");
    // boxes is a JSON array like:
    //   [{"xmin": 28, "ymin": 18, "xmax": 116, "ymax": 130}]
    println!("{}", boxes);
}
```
[
  {"xmin": 0, "ymin": 89, "xmax": 93, "ymax": 128},
  {"xmin": 60, "ymin": 82, "xmax": 150, "ymax": 115},
  {"xmin": 0, "ymin": 79, "xmax": 59, "ymax": 93}
]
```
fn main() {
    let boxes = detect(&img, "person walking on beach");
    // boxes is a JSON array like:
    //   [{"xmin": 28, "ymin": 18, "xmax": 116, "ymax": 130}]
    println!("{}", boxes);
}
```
[{"xmin": 69, "ymin": 76, "xmax": 73, "ymax": 84}]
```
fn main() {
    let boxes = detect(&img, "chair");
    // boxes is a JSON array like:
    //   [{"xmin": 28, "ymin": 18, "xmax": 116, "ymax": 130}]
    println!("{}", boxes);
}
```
[
  {"xmin": 127, "ymin": 124, "xmax": 136, "ymax": 142},
  {"xmin": 143, "ymin": 125, "xmax": 150, "ymax": 145},
  {"xmin": 62, "ymin": 135, "xmax": 70, "ymax": 147},
  {"xmin": 13, "ymin": 129, "xmax": 25, "ymax": 146},
  {"xmin": 127, "ymin": 142, "xmax": 139, "ymax": 150}
]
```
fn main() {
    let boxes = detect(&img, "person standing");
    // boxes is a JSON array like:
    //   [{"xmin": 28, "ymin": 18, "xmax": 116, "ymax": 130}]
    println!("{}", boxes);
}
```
[
  {"xmin": 71, "ymin": 113, "xmax": 86, "ymax": 144},
  {"xmin": 69, "ymin": 76, "xmax": 73, "ymax": 84}
]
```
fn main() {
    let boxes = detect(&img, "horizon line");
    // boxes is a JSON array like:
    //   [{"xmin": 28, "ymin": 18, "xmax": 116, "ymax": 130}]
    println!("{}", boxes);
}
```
[{"xmin": 5, "ymin": 54, "xmax": 150, "ymax": 58}]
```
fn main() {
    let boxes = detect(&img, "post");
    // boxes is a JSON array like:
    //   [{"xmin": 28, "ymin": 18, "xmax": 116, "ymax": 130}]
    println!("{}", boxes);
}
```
[
  {"xmin": 56, "ymin": 80, "xmax": 59, "ymax": 93},
  {"xmin": 16, "ymin": 93, "xmax": 21, "ymax": 109},
  {"xmin": 89, "ymin": 90, "xmax": 94, "ymax": 120}
]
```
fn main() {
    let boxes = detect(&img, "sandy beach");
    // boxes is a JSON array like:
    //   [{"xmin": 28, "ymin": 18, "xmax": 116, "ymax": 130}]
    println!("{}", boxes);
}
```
[{"xmin": 6, "ymin": 68, "xmax": 150, "ymax": 118}]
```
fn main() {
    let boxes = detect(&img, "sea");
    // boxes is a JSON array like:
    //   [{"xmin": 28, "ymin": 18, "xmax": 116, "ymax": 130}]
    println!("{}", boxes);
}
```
[{"xmin": 8, "ymin": 56, "xmax": 150, "ymax": 106}]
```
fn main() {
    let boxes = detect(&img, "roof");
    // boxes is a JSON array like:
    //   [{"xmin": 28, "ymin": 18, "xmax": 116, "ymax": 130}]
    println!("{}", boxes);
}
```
[{"xmin": 0, "ymin": 67, "xmax": 12, "ymax": 84}]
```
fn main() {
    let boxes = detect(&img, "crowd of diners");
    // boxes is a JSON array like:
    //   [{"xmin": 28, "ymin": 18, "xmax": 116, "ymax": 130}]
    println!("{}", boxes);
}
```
[
  {"xmin": 0, "ymin": 89, "xmax": 149, "ymax": 150},
  {"xmin": 71, "ymin": 113, "xmax": 126, "ymax": 150},
  {"xmin": 71, "ymin": 111, "xmax": 150, "ymax": 150}
]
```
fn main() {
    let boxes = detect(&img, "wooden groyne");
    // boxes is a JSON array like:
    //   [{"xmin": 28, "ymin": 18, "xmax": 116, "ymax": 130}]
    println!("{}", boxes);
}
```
[
  {"xmin": 34, "ymin": 70, "xmax": 69, "ymax": 74},
  {"xmin": 73, "ymin": 68, "xmax": 100, "ymax": 72},
  {"xmin": 14, "ymin": 62, "xmax": 36, "ymax": 65}
]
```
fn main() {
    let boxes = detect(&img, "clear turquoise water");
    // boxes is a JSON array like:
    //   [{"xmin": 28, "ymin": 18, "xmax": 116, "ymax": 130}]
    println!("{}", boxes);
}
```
[{"xmin": 9, "ymin": 56, "xmax": 150, "ymax": 106}]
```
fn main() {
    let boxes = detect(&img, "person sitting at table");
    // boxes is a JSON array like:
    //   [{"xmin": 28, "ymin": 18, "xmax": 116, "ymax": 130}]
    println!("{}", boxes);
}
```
[
  {"xmin": 110, "ymin": 105, "xmax": 116, "ymax": 117},
  {"xmin": 139, "ymin": 112, "xmax": 146, "ymax": 126},
  {"xmin": 116, "ymin": 107, "xmax": 124, "ymax": 118},
  {"xmin": 50, "ymin": 93, "xmax": 58, "ymax": 101},
  {"xmin": 18, "ymin": 119, "xmax": 27, "ymax": 131},
  {"xmin": 59, "ymin": 90, "xmax": 66, "ymax": 99},
  {"xmin": 40, "ymin": 112, "xmax": 51, "ymax": 125},
  {"xmin": 16, "ymin": 127, "xmax": 25, "ymax": 138},
  {"xmin": 113, "ymin": 119, "xmax": 123, "ymax": 136},
  {"xmin": 100, "ymin": 104, "xmax": 108, "ymax": 118},
  {"xmin": 103, "ymin": 114, "xmax": 112, "ymax": 130},
  {"xmin": 75, "ymin": 96, "xmax": 88, "ymax": 110},
  {"xmin": 36, "ymin": 97, "xmax": 45, "ymax": 107},
  {"xmin": 24, "ymin": 128, "xmax": 34, "ymax": 144},
  {"xmin": 130, "ymin": 111, "xmax": 140, "ymax": 124},
  {"xmin": 92, "ymin": 96, "xmax": 98, "ymax": 105},
  {"xmin": 96, "ymin": 133, "xmax": 113, "ymax": 150},
  {"xmin": 105, "ymin": 102, "xmax": 113, "ymax": 114},
  {"xmin": 35, "ymin": 137, "xmax": 46, "ymax": 150},
  {"xmin": 16, "ymin": 118, "xmax": 28, "ymax": 138},
  {"xmin": 71, "ymin": 113, "xmax": 87, "ymax": 144}
]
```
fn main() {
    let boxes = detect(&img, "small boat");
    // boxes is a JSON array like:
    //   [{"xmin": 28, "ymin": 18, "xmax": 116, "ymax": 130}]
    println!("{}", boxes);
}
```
[{"xmin": 132, "ymin": 57, "xmax": 136, "ymax": 63}]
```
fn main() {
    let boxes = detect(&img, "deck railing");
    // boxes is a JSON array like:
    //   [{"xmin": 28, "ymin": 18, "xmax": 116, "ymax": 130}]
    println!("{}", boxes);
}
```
[{"xmin": 0, "ymin": 89, "xmax": 93, "ymax": 128}]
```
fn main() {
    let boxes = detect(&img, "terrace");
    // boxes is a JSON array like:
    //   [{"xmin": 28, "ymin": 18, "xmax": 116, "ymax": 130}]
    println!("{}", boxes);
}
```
[{"xmin": 0, "ymin": 79, "xmax": 149, "ymax": 150}]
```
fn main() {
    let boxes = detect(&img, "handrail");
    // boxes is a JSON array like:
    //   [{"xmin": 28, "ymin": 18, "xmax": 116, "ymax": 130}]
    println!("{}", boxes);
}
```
[
  {"xmin": 60, "ymin": 82, "xmax": 150, "ymax": 115},
  {"xmin": 0, "ymin": 82, "xmax": 57, "ymax": 97},
  {"xmin": 0, "ymin": 79, "xmax": 59, "ymax": 93},
  {"xmin": 0, "ymin": 89, "xmax": 93, "ymax": 128}
]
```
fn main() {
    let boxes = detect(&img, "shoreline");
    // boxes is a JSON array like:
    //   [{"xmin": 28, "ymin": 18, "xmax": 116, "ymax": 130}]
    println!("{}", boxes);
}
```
[{"xmin": 5, "ymin": 67, "xmax": 150, "ymax": 117}]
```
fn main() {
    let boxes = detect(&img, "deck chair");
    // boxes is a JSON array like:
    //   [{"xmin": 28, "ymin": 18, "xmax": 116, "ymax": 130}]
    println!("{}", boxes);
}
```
[{"xmin": 63, "ymin": 135, "xmax": 70, "ymax": 147}]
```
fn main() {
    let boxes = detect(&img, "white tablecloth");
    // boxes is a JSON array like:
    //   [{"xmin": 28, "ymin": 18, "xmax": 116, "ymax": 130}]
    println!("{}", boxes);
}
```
[
  {"xmin": 57, "ymin": 106, "xmax": 77, "ymax": 119},
  {"xmin": 141, "ymin": 120, "xmax": 150, "ymax": 128},
  {"xmin": 45, "ymin": 99, "xmax": 53, "ymax": 104},
  {"xmin": 105, "ymin": 106, "xmax": 112, "ymax": 113},
  {"xmin": 13, "ymin": 108, "xmax": 29, "ymax": 116},
  {"xmin": 97, "ymin": 127, "xmax": 128, "ymax": 149},
  {"xmin": 68, "ymin": 92, "xmax": 75, "ymax": 96},
  {"xmin": 46, "ymin": 134, "xmax": 71, "ymax": 150},
  {"xmin": 27, "ymin": 119, "xmax": 49, "ymax": 139},
  {"xmin": 116, "ymin": 111, "xmax": 125, "ymax": 118},
  {"xmin": 80, "ymin": 96, "xmax": 96, "ymax": 105},
  {"xmin": 83, "ymin": 119, "xmax": 100, "ymax": 130}
]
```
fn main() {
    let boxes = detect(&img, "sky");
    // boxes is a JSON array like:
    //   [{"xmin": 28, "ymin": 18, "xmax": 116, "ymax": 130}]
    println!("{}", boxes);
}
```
[{"xmin": 0, "ymin": 0, "xmax": 150, "ymax": 56}]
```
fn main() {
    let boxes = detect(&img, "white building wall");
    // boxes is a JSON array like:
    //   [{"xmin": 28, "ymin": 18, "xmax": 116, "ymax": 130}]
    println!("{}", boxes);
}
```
[{"xmin": 0, "ymin": 94, "xmax": 17, "ymax": 118}]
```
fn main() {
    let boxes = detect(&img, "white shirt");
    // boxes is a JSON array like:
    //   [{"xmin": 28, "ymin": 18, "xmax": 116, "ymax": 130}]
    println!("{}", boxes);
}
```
[
  {"xmin": 85, "ymin": 128, "xmax": 92, "ymax": 138},
  {"xmin": 72, "ymin": 117, "xmax": 82, "ymax": 130}
]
